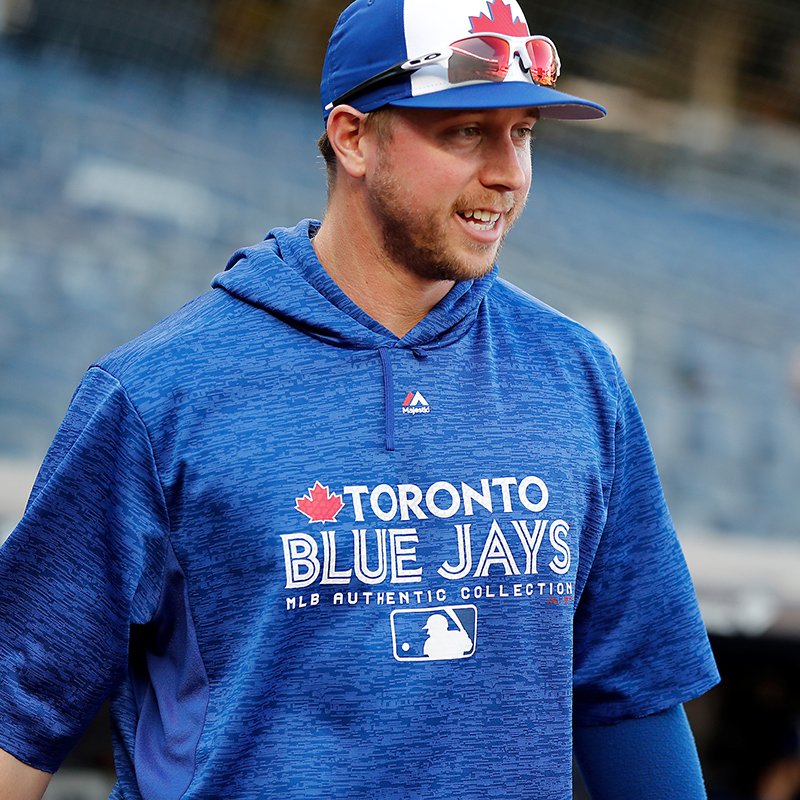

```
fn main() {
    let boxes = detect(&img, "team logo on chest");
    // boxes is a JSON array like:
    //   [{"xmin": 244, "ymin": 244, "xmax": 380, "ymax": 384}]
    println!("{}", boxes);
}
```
[
  {"xmin": 285, "ymin": 473, "xmax": 576, "ymax": 659},
  {"xmin": 294, "ymin": 482, "xmax": 345, "ymax": 524}
]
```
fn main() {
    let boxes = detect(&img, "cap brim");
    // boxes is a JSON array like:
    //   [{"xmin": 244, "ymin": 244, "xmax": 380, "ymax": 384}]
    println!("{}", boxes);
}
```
[{"xmin": 387, "ymin": 81, "xmax": 606, "ymax": 121}]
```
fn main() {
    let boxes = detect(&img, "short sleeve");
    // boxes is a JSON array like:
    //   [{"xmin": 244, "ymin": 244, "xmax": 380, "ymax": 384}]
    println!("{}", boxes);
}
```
[
  {"xmin": 0, "ymin": 366, "xmax": 168, "ymax": 772},
  {"xmin": 572, "ymin": 363, "xmax": 719, "ymax": 726}
]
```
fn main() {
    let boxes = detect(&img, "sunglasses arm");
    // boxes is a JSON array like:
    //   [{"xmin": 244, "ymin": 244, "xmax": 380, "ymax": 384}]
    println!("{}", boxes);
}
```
[{"xmin": 325, "ymin": 49, "xmax": 453, "ymax": 112}]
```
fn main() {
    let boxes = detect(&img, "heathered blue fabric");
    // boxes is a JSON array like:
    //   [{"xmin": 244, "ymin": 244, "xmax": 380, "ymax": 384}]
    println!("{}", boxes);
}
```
[{"xmin": 0, "ymin": 219, "xmax": 719, "ymax": 798}]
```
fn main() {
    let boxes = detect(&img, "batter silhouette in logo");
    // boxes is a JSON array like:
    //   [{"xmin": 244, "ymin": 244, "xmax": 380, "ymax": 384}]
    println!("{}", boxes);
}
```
[
  {"xmin": 423, "ymin": 613, "xmax": 473, "ymax": 660},
  {"xmin": 390, "ymin": 605, "xmax": 478, "ymax": 662}
]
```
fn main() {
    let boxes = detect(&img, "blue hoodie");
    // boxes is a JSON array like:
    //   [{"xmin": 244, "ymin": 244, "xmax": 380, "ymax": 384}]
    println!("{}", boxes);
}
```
[{"xmin": 0, "ymin": 220, "xmax": 718, "ymax": 799}]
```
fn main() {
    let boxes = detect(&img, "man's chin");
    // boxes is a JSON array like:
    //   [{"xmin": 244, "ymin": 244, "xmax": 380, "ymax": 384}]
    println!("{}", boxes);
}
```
[
  {"xmin": 410, "ymin": 253, "xmax": 496, "ymax": 283},
  {"xmin": 448, "ymin": 242, "xmax": 502, "ymax": 281}
]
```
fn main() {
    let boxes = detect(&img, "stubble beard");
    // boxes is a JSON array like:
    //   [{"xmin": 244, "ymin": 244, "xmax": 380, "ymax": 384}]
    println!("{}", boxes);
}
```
[{"xmin": 366, "ymin": 158, "xmax": 525, "ymax": 283}]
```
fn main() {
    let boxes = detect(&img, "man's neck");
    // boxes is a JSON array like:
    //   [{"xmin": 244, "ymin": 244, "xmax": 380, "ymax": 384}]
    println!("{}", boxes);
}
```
[{"xmin": 311, "ymin": 205, "xmax": 454, "ymax": 339}]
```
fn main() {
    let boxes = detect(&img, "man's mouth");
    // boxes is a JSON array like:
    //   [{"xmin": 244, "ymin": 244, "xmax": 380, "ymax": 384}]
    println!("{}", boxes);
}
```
[{"xmin": 457, "ymin": 209, "xmax": 502, "ymax": 231}]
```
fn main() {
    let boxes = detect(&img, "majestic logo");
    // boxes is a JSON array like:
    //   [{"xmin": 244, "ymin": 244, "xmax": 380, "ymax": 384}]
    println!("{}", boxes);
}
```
[
  {"xmin": 469, "ymin": 0, "xmax": 530, "ymax": 36},
  {"xmin": 295, "ymin": 482, "xmax": 345, "ymax": 524},
  {"xmin": 390, "ymin": 605, "xmax": 478, "ymax": 662},
  {"xmin": 402, "ymin": 391, "xmax": 431, "ymax": 415}
]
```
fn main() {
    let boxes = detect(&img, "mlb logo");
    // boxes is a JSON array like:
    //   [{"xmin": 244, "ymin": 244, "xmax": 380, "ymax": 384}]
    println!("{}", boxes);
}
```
[{"xmin": 390, "ymin": 605, "xmax": 478, "ymax": 662}]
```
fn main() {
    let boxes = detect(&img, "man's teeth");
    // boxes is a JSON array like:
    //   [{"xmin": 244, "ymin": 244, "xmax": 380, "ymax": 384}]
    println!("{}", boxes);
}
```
[{"xmin": 461, "ymin": 209, "xmax": 501, "ymax": 230}]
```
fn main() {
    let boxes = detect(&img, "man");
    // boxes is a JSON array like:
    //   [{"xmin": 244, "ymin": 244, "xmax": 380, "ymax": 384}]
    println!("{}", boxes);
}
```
[{"xmin": 0, "ymin": 0, "xmax": 719, "ymax": 798}]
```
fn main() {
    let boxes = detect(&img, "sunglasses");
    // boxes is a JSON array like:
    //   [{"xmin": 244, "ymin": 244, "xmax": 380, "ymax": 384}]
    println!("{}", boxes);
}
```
[{"xmin": 325, "ymin": 33, "xmax": 561, "ymax": 113}]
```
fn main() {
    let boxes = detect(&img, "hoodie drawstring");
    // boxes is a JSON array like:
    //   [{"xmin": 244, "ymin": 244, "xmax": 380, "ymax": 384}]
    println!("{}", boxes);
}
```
[
  {"xmin": 411, "ymin": 346, "xmax": 429, "ymax": 361},
  {"xmin": 377, "ymin": 348, "xmax": 395, "ymax": 452}
]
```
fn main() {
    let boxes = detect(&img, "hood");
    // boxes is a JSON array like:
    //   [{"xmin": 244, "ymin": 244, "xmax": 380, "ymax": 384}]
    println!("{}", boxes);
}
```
[{"xmin": 211, "ymin": 219, "xmax": 497, "ymax": 354}]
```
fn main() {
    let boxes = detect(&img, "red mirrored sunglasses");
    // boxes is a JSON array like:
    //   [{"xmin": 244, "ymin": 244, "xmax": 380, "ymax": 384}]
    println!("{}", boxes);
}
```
[{"xmin": 325, "ymin": 33, "xmax": 561, "ymax": 112}]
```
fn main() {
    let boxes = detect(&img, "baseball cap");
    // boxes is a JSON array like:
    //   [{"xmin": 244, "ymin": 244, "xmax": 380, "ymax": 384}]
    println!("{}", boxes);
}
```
[{"xmin": 321, "ymin": 0, "xmax": 607, "ymax": 122}]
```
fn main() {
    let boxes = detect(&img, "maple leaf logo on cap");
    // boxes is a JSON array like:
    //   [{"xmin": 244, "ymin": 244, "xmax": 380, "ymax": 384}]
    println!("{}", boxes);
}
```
[
  {"xmin": 469, "ymin": 0, "xmax": 530, "ymax": 36},
  {"xmin": 295, "ymin": 481, "xmax": 345, "ymax": 524}
]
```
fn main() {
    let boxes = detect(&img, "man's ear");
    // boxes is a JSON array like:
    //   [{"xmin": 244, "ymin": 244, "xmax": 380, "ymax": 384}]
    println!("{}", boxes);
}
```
[{"xmin": 326, "ymin": 106, "xmax": 370, "ymax": 179}]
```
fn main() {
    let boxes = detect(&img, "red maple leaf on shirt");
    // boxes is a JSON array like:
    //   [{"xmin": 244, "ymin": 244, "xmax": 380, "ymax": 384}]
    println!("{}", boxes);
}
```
[
  {"xmin": 295, "ymin": 482, "xmax": 345, "ymax": 523},
  {"xmin": 469, "ymin": 0, "xmax": 530, "ymax": 36}
]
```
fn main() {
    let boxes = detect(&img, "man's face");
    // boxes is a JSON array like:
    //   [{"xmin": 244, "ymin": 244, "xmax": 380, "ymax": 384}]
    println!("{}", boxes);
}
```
[{"xmin": 363, "ymin": 106, "xmax": 536, "ymax": 283}]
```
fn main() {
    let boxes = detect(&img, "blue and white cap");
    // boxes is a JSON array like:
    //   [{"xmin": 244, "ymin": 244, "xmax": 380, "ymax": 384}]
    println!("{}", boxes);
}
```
[{"xmin": 321, "ymin": 0, "xmax": 606, "ymax": 122}]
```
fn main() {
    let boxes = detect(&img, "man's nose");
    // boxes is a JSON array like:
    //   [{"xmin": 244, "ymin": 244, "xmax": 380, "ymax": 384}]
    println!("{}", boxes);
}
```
[{"xmin": 479, "ymin": 135, "xmax": 530, "ymax": 193}]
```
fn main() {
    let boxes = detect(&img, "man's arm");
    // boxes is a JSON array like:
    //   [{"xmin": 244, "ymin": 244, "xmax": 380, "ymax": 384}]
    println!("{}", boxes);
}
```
[
  {"xmin": 0, "ymin": 748, "xmax": 52, "ymax": 800},
  {"xmin": 574, "ymin": 704, "xmax": 708, "ymax": 800}
]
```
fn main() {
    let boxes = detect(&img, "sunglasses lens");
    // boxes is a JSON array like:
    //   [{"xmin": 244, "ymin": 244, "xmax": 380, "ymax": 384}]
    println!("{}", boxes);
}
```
[
  {"xmin": 525, "ymin": 39, "xmax": 558, "ymax": 86},
  {"xmin": 447, "ymin": 36, "xmax": 510, "ymax": 84}
]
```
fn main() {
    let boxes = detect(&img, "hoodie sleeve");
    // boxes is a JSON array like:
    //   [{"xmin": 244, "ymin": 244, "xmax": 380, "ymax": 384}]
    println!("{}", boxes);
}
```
[
  {"xmin": 0, "ymin": 366, "xmax": 168, "ymax": 772},
  {"xmin": 572, "ymin": 362, "xmax": 719, "ymax": 725}
]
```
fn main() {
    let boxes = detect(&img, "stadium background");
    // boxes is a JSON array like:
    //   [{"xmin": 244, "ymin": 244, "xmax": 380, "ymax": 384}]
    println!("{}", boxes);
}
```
[{"xmin": 0, "ymin": 0, "xmax": 798, "ymax": 797}]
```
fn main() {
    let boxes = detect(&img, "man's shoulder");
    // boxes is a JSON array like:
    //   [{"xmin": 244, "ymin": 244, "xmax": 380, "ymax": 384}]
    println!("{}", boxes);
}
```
[
  {"xmin": 93, "ymin": 288, "xmax": 240, "ymax": 396},
  {"xmin": 487, "ymin": 277, "xmax": 616, "ymax": 365},
  {"xmin": 97, "ymin": 290, "xmax": 209, "ymax": 362}
]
